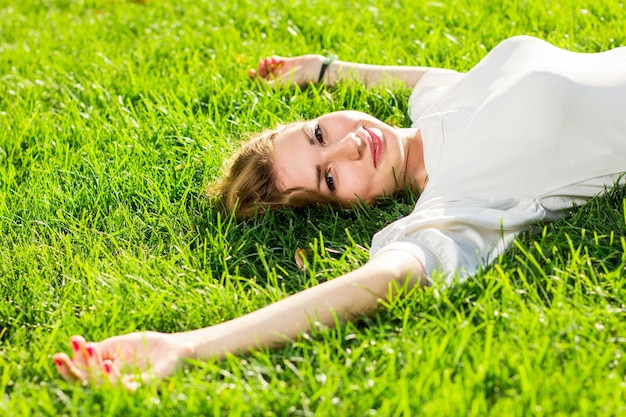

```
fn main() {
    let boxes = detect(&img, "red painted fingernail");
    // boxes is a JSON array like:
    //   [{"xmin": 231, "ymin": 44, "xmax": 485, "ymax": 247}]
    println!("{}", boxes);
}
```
[
  {"xmin": 54, "ymin": 357, "xmax": 62, "ymax": 367},
  {"xmin": 71, "ymin": 340, "xmax": 79, "ymax": 351},
  {"xmin": 86, "ymin": 346, "xmax": 94, "ymax": 358},
  {"xmin": 103, "ymin": 363, "xmax": 111, "ymax": 374}
]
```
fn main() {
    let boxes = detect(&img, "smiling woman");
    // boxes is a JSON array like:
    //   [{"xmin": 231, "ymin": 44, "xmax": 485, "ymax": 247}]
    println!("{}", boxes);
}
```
[
  {"xmin": 211, "ymin": 126, "xmax": 342, "ymax": 220},
  {"xmin": 54, "ymin": 36, "xmax": 626, "ymax": 390},
  {"xmin": 271, "ymin": 111, "xmax": 427, "ymax": 203}
]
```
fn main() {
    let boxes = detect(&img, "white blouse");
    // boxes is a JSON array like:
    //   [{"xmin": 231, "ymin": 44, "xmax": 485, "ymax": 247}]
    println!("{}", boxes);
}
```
[{"xmin": 370, "ymin": 36, "xmax": 626, "ymax": 284}]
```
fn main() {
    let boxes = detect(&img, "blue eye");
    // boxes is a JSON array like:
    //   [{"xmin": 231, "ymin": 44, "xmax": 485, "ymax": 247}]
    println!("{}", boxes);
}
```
[
  {"xmin": 325, "ymin": 171, "xmax": 335, "ymax": 192},
  {"xmin": 315, "ymin": 125, "xmax": 325, "ymax": 144}
]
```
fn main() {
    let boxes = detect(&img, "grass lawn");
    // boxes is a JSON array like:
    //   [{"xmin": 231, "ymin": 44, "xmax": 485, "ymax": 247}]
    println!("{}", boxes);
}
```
[{"xmin": 1, "ymin": 0, "xmax": 625, "ymax": 415}]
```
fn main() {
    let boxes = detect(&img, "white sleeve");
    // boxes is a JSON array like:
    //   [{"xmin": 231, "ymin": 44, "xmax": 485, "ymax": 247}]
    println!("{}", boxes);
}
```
[{"xmin": 369, "ymin": 196, "xmax": 547, "ymax": 285}]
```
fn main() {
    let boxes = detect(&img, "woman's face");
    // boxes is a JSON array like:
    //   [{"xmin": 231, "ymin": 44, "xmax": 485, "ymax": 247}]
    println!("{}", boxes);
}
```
[{"xmin": 272, "ymin": 111, "xmax": 413, "ymax": 203}]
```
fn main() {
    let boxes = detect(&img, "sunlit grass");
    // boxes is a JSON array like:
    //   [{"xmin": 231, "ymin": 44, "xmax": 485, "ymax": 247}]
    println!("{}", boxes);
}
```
[{"xmin": 0, "ymin": 0, "xmax": 625, "ymax": 415}]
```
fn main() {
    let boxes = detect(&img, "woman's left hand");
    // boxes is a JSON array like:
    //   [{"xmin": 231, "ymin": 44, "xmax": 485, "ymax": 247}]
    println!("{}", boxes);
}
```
[
  {"xmin": 249, "ymin": 54, "xmax": 325, "ymax": 87},
  {"xmin": 53, "ymin": 332, "xmax": 195, "ymax": 390}
]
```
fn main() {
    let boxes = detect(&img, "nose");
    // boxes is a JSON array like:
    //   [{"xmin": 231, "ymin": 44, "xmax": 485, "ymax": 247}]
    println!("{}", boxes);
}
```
[{"xmin": 327, "ymin": 133, "xmax": 365, "ymax": 161}]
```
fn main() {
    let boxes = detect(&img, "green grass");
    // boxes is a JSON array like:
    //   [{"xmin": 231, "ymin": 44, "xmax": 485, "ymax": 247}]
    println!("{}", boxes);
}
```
[{"xmin": 1, "ymin": 0, "xmax": 625, "ymax": 415}]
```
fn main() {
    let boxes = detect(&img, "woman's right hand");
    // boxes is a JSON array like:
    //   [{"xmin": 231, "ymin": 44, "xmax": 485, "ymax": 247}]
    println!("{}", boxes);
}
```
[
  {"xmin": 53, "ymin": 332, "xmax": 196, "ymax": 390},
  {"xmin": 249, "ymin": 54, "xmax": 325, "ymax": 87}
]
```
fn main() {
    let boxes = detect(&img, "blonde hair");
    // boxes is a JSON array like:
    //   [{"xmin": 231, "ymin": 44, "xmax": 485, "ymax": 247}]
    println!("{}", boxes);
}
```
[{"xmin": 207, "ymin": 128, "xmax": 341, "ymax": 219}]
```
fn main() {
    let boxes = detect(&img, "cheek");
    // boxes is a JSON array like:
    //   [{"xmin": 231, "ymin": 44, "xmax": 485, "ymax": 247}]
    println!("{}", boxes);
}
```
[{"xmin": 350, "ymin": 179, "xmax": 376, "ymax": 201}]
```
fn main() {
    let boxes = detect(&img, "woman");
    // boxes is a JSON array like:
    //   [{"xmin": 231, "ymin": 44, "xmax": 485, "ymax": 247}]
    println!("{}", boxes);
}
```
[{"xmin": 54, "ymin": 36, "xmax": 626, "ymax": 389}]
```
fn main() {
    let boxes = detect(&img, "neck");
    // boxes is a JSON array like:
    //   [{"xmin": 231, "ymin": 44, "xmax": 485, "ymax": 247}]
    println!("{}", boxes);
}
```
[{"xmin": 400, "ymin": 128, "xmax": 428, "ymax": 194}]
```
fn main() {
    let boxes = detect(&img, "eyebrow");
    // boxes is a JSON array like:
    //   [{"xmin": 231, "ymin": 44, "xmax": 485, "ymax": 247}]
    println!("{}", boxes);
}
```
[
  {"xmin": 301, "ymin": 124, "xmax": 322, "ymax": 191},
  {"xmin": 301, "ymin": 124, "xmax": 313, "ymax": 145}
]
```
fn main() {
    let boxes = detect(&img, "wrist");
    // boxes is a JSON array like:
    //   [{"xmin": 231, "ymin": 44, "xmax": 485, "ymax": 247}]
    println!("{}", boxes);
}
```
[
  {"xmin": 174, "ymin": 330, "xmax": 204, "ymax": 361},
  {"xmin": 175, "ymin": 326, "xmax": 233, "ymax": 362},
  {"xmin": 318, "ymin": 54, "xmax": 338, "ymax": 85}
]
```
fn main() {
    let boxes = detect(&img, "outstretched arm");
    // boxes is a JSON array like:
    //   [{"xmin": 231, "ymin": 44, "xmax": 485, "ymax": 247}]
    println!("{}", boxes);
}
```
[
  {"xmin": 184, "ymin": 249, "xmax": 426, "ymax": 359},
  {"xmin": 54, "ymin": 249, "xmax": 426, "ymax": 389},
  {"xmin": 250, "ymin": 54, "xmax": 458, "ymax": 89}
]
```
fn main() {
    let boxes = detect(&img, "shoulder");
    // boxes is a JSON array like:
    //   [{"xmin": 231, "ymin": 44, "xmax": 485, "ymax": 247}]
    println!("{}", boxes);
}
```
[{"xmin": 490, "ymin": 35, "xmax": 552, "ymax": 55}]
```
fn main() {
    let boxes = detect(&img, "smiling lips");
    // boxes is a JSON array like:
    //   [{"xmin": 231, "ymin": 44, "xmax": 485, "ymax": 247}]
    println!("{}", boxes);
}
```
[{"xmin": 365, "ymin": 128, "xmax": 382, "ymax": 168}]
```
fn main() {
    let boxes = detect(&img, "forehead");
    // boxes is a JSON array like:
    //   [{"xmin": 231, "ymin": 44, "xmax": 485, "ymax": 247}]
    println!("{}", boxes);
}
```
[{"xmin": 272, "ymin": 122, "xmax": 317, "ymax": 192}]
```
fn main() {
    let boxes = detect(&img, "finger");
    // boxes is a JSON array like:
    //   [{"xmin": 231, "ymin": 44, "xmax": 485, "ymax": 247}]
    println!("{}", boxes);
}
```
[
  {"xmin": 85, "ymin": 342, "xmax": 106, "ymax": 372},
  {"xmin": 70, "ymin": 335, "xmax": 89, "ymax": 368},
  {"xmin": 270, "ymin": 66, "xmax": 282, "ymax": 77},
  {"xmin": 258, "ymin": 56, "xmax": 281, "ymax": 79},
  {"xmin": 80, "ymin": 344, "xmax": 112, "ymax": 386},
  {"xmin": 54, "ymin": 353, "xmax": 84, "ymax": 382},
  {"xmin": 121, "ymin": 374, "xmax": 141, "ymax": 391},
  {"xmin": 102, "ymin": 359, "xmax": 119, "ymax": 385},
  {"xmin": 255, "ymin": 58, "xmax": 268, "ymax": 78},
  {"xmin": 107, "ymin": 357, "xmax": 143, "ymax": 391},
  {"xmin": 268, "ymin": 57, "xmax": 283, "ymax": 77},
  {"xmin": 100, "ymin": 357, "xmax": 141, "ymax": 391},
  {"xmin": 54, "ymin": 353, "xmax": 75, "ymax": 382}
]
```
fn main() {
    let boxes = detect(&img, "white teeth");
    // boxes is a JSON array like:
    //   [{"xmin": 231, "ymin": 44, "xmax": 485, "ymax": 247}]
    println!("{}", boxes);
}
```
[{"xmin": 368, "ymin": 130, "xmax": 376, "ymax": 150}]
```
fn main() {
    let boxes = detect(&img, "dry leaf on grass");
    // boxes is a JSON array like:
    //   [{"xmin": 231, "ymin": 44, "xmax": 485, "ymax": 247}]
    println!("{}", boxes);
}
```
[{"xmin": 294, "ymin": 248, "xmax": 308, "ymax": 271}]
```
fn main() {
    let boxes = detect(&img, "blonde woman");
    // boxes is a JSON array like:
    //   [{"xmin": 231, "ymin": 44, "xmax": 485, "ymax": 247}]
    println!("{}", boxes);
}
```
[{"xmin": 55, "ymin": 36, "xmax": 626, "ymax": 389}]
